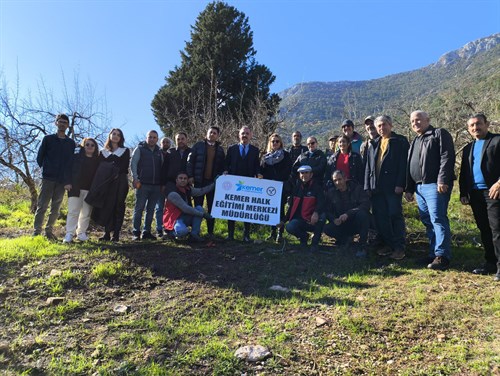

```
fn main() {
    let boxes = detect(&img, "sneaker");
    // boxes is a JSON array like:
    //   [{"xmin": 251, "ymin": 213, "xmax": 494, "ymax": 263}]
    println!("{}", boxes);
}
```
[
  {"xmin": 63, "ymin": 233, "xmax": 73, "ymax": 243},
  {"xmin": 494, "ymin": 273, "xmax": 500, "ymax": 282},
  {"xmin": 45, "ymin": 232, "xmax": 58, "ymax": 241},
  {"xmin": 132, "ymin": 233, "xmax": 141, "ymax": 241},
  {"xmin": 157, "ymin": 230, "xmax": 163, "ymax": 238},
  {"xmin": 32, "ymin": 231, "xmax": 41, "ymax": 237},
  {"xmin": 377, "ymin": 245, "xmax": 393, "ymax": 256},
  {"xmin": 276, "ymin": 233, "xmax": 283, "ymax": 242},
  {"xmin": 142, "ymin": 232, "xmax": 157, "ymax": 240},
  {"xmin": 427, "ymin": 256, "xmax": 450, "ymax": 271},
  {"xmin": 389, "ymin": 249, "xmax": 405, "ymax": 260},
  {"xmin": 77, "ymin": 233, "xmax": 89, "ymax": 242}
]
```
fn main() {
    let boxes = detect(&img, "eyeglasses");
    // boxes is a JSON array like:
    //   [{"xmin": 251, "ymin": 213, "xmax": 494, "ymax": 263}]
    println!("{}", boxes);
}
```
[
  {"xmin": 271, "ymin": 140, "xmax": 281, "ymax": 144},
  {"xmin": 307, "ymin": 141, "xmax": 316, "ymax": 145},
  {"xmin": 85, "ymin": 143, "xmax": 96, "ymax": 147}
]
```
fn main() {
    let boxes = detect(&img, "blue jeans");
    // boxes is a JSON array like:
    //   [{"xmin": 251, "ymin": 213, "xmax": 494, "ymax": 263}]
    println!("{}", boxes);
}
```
[
  {"xmin": 133, "ymin": 184, "xmax": 161, "ymax": 234},
  {"xmin": 285, "ymin": 218, "xmax": 324, "ymax": 245},
  {"xmin": 155, "ymin": 191, "xmax": 166, "ymax": 233},
  {"xmin": 415, "ymin": 183, "xmax": 451, "ymax": 259},
  {"xmin": 173, "ymin": 206, "xmax": 204, "ymax": 237}
]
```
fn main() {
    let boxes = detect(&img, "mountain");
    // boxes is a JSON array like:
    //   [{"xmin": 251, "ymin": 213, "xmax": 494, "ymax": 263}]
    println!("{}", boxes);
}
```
[{"xmin": 278, "ymin": 33, "xmax": 500, "ymax": 139}]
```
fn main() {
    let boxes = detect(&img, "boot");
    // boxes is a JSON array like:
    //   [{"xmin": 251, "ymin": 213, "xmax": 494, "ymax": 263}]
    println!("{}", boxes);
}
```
[
  {"xmin": 99, "ymin": 232, "xmax": 111, "ymax": 241},
  {"xmin": 266, "ymin": 227, "xmax": 277, "ymax": 241}
]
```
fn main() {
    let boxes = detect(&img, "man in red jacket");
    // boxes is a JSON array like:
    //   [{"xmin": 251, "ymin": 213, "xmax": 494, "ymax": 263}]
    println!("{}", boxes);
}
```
[{"xmin": 279, "ymin": 165, "xmax": 325, "ymax": 252}]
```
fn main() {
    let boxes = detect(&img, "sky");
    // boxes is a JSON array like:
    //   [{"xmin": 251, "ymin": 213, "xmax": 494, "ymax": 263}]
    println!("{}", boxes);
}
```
[{"xmin": 1, "ymin": 0, "xmax": 499, "ymax": 141}]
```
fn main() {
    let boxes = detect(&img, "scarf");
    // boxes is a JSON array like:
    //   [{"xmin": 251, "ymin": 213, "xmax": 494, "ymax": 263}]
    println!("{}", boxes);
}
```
[{"xmin": 263, "ymin": 149, "xmax": 285, "ymax": 166}]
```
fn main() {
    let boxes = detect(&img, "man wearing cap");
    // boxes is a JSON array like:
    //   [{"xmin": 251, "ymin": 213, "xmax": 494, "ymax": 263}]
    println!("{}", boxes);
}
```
[
  {"xmin": 360, "ymin": 116, "xmax": 379, "ymax": 166},
  {"xmin": 459, "ymin": 114, "xmax": 500, "ymax": 281},
  {"xmin": 287, "ymin": 131, "xmax": 308, "ymax": 163},
  {"xmin": 405, "ymin": 111, "xmax": 455, "ymax": 270},
  {"xmin": 279, "ymin": 164, "xmax": 325, "ymax": 252},
  {"xmin": 341, "ymin": 119, "xmax": 363, "ymax": 154}
]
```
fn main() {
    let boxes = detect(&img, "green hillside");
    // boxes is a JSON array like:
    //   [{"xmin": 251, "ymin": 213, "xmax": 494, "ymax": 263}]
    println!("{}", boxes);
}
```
[{"xmin": 279, "ymin": 33, "xmax": 500, "ymax": 143}]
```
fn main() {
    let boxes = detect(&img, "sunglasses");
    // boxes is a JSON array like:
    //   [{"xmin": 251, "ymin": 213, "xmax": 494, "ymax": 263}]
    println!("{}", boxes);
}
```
[
  {"xmin": 271, "ymin": 140, "xmax": 281, "ymax": 144},
  {"xmin": 307, "ymin": 141, "xmax": 316, "ymax": 145},
  {"xmin": 85, "ymin": 143, "xmax": 96, "ymax": 147}
]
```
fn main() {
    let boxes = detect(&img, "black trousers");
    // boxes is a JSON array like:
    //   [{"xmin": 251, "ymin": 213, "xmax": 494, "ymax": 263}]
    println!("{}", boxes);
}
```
[{"xmin": 469, "ymin": 189, "xmax": 500, "ymax": 269}]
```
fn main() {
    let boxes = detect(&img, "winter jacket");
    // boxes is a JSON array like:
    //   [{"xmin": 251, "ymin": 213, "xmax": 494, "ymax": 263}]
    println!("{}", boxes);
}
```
[
  {"xmin": 324, "ymin": 151, "xmax": 364, "ymax": 188},
  {"xmin": 186, "ymin": 140, "xmax": 225, "ymax": 184},
  {"xmin": 406, "ymin": 126, "xmax": 455, "ymax": 194},
  {"xmin": 130, "ymin": 142, "xmax": 163, "ymax": 185},
  {"xmin": 36, "ymin": 134, "xmax": 76, "ymax": 184},
  {"xmin": 285, "ymin": 178, "xmax": 325, "ymax": 222},
  {"xmin": 364, "ymin": 132, "xmax": 409, "ymax": 192},
  {"xmin": 68, "ymin": 147, "xmax": 99, "ymax": 197},
  {"xmin": 325, "ymin": 180, "xmax": 370, "ymax": 221}
]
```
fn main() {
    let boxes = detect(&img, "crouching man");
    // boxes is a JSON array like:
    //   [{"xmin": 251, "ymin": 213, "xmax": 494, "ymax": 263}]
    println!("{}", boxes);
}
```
[
  {"xmin": 163, "ymin": 171, "xmax": 213, "ymax": 242},
  {"xmin": 278, "ymin": 165, "xmax": 325, "ymax": 252},
  {"xmin": 324, "ymin": 170, "xmax": 371, "ymax": 257}
]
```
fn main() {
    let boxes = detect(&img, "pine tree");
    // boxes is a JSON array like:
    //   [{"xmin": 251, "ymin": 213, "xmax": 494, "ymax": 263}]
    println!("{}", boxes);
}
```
[{"xmin": 151, "ymin": 1, "xmax": 279, "ymax": 136}]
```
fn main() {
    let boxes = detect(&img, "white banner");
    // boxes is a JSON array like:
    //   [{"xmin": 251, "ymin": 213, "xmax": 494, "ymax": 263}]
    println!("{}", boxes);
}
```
[{"xmin": 212, "ymin": 175, "xmax": 283, "ymax": 225}]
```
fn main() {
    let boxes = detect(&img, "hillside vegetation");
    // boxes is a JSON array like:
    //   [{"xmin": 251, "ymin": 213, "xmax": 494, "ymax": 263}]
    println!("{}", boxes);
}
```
[{"xmin": 279, "ymin": 34, "xmax": 500, "ymax": 143}]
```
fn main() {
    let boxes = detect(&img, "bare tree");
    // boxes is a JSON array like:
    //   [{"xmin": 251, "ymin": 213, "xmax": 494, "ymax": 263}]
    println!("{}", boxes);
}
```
[{"xmin": 0, "ymin": 70, "xmax": 110, "ymax": 212}]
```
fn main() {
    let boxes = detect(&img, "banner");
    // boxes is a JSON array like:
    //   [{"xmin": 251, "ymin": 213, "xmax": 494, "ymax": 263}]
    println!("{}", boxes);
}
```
[{"xmin": 212, "ymin": 175, "xmax": 283, "ymax": 225}]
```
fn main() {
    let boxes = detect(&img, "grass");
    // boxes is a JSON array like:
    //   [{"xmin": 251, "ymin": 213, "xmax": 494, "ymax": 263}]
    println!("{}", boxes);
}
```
[{"xmin": 0, "ymin": 186, "xmax": 498, "ymax": 375}]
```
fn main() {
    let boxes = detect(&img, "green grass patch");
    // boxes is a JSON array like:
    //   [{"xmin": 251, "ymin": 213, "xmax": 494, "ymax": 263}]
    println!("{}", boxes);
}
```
[
  {"xmin": 0, "ymin": 236, "xmax": 65, "ymax": 263},
  {"xmin": 91, "ymin": 261, "xmax": 127, "ymax": 283}
]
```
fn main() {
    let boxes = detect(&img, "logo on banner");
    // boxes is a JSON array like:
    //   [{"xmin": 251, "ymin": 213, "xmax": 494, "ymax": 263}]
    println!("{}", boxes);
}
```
[
  {"xmin": 235, "ymin": 180, "xmax": 263, "ymax": 194},
  {"xmin": 266, "ymin": 186, "xmax": 277, "ymax": 196}
]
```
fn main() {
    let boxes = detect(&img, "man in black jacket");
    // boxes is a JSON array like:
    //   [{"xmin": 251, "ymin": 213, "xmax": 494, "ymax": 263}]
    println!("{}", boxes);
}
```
[
  {"xmin": 33, "ymin": 113, "xmax": 76, "ymax": 240},
  {"xmin": 161, "ymin": 132, "xmax": 192, "ymax": 187},
  {"xmin": 405, "ymin": 111, "xmax": 455, "ymax": 270},
  {"xmin": 365, "ymin": 115, "xmax": 409, "ymax": 260},
  {"xmin": 287, "ymin": 131, "xmax": 308, "ymax": 163},
  {"xmin": 291, "ymin": 136, "xmax": 327, "ymax": 186},
  {"xmin": 224, "ymin": 126, "xmax": 261, "ymax": 242},
  {"xmin": 324, "ymin": 170, "xmax": 370, "ymax": 257},
  {"xmin": 186, "ymin": 126, "xmax": 225, "ymax": 237},
  {"xmin": 459, "ymin": 114, "xmax": 500, "ymax": 281}
]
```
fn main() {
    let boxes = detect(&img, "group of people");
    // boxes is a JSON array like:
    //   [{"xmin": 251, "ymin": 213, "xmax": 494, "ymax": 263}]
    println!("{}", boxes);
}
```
[{"xmin": 33, "ymin": 111, "xmax": 500, "ymax": 281}]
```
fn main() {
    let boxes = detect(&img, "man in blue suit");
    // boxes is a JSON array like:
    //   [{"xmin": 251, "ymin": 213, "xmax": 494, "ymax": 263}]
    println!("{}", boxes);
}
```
[{"xmin": 224, "ymin": 126, "xmax": 262, "ymax": 242}]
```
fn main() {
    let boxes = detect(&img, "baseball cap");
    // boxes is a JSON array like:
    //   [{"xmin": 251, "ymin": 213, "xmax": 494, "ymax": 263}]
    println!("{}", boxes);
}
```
[{"xmin": 341, "ymin": 119, "xmax": 354, "ymax": 128}]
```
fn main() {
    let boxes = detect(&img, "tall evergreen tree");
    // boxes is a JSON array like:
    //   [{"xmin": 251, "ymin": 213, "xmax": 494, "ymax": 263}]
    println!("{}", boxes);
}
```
[{"xmin": 151, "ymin": 1, "xmax": 279, "ymax": 136}]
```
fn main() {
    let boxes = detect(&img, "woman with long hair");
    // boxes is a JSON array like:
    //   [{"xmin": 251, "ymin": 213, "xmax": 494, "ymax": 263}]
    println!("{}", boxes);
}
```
[
  {"xmin": 63, "ymin": 137, "xmax": 100, "ymax": 243},
  {"xmin": 324, "ymin": 135, "xmax": 363, "ymax": 188},
  {"xmin": 261, "ymin": 133, "xmax": 292, "ymax": 242},
  {"xmin": 87, "ymin": 128, "xmax": 130, "ymax": 242}
]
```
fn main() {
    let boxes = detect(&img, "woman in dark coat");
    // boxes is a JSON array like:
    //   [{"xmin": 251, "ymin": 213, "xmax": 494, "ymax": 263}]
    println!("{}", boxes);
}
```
[
  {"xmin": 87, "ymin": 128, "xmax": 130, "ymax": 242},
  {"xmin": 261, "ymin": 133, "xmax": 292, "ymax": 242},
  {"xmin": 324, "ymin": 135, "xmax": 363, "ymax": 189},
  {"xmin": 63, "ymin": 138, "xmax": 100, "ymax": 243}
]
